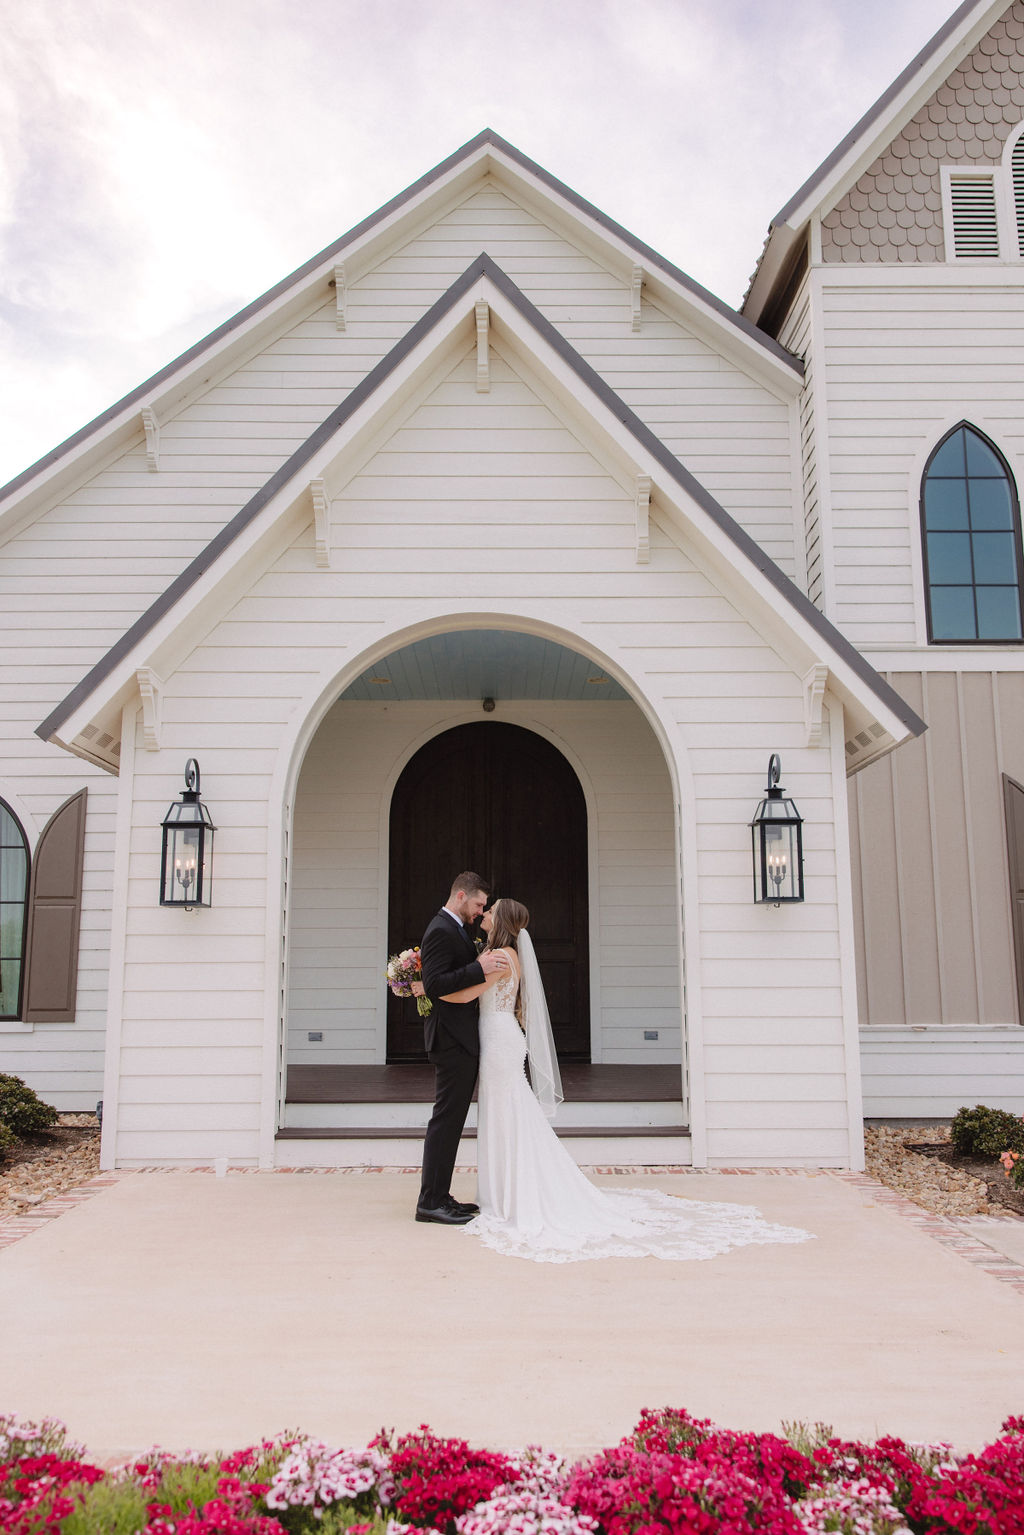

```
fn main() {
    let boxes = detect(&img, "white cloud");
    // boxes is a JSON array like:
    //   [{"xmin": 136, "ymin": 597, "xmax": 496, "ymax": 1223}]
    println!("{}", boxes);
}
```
[{"xmin": 0, "ymin": 0, "xmax": 948, "ymax": 486}]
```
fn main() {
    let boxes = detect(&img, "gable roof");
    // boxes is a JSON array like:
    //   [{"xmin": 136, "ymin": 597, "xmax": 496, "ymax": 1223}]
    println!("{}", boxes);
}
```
[
  {"xmin": 36, "ymin": 254, "xmax": 924, "ymax": 774},
  {"xmin": 0, "ymin": 130, "xmax": 802, "ymax": 541},
  {"xmin": 742, "ymin": 0, "xmax": 1007, "ymax": 323}
]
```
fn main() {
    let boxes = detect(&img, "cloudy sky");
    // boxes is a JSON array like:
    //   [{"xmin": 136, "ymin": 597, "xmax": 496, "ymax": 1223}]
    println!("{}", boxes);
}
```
[{"xmin": 1, "ymin": 0, "xmax": 951, "ymax": 489}]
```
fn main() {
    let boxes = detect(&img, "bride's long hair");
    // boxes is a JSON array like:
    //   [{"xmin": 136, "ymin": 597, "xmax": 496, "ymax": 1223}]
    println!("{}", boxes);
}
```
[
  {"xmin": 486, "ymin": 897, "xmax": 529, "ymax": 954},
  {"xmin": 486, "ymin": 898, "xmax": 529, "ymax": 1025}
]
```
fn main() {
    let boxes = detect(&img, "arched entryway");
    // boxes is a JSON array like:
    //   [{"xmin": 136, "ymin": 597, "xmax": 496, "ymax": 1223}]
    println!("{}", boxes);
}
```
[{"xmin": 386, "ymin": 721, "xmax": 590, "ymax": 1061}]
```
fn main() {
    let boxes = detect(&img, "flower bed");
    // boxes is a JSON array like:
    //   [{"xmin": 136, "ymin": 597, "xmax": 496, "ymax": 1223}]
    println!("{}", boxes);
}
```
[{"xmin": 1, "ymin": 1409, "xmax": 1022, "ymax": 1535}]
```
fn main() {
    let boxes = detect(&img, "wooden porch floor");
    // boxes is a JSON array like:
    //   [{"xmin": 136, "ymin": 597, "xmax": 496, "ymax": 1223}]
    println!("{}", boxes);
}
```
[{"xmin": 285, "ymin": 1063, "xmax": 682, "ymax": 1104}]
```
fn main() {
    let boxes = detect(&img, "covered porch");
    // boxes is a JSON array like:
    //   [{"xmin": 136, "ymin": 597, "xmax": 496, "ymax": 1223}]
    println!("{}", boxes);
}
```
[
  {"xmin": 279, "ymin": 626, "xmax": 690, "ymax": 1164},
  {"xmin": 276, "ymin": 1063, "xmax": 691, "ymax": 1166}
]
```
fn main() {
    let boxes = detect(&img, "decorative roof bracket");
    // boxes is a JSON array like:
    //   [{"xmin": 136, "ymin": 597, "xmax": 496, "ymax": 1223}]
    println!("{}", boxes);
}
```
[
  {"xmin": 310, "ymin": 478, "xmax": 331, "ymax": 569},
  {"xmin": 635, "ymin": 473, "xmax": 651, "ymax": 564},
  {"xmin": 804, "ymin": 663, "xmax": 829, "ymax": 747},
  {"xmin": 631, "ymin": 265, "xmax": 643, "ymax": 332},
  {"xmin": 141, "ymin": 405, "xmax": 160, "ymax": 472},
  {"xmin": 475, "ymin": 301, "xmax": 490, "ymax": 392},
  {"xmin": 333, "ymin": 265, "xmax": 347, "ymax": 331},
  {"xmin": 136, "ymin": 667, "xmax": 163, "ymax": 751}
]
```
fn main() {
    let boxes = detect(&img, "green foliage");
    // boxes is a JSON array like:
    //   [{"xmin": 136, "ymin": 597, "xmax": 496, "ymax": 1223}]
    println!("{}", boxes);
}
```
[
  {"xmin": 0, "ymin": 1073, "xmax": 59, "ymax": 1139},
  {"xmin": 313, "ymin": 1508, "xmax": 389, "ymax": 1534},
  {"xmin": 60, "ymin": 1477, "xmax": 149, "ymax": 1535},
  {"xmin": 152, "ymin": 1459, "xmax": 225, "ymax": 1511},
  {"xmin": 951, "ymin": 1104, "xmax": 1024, "ymax": 1158},
  {"xmin": 272, "ymin": 1507, "xmax": 390, "ymax": 1535},
  {"xmin": 781, "ymin": 1420, "xmax": 835, "ymax": 1457},
  {"xmin": 0, "ymin": 1119, "xmax": 14, "ymax": 1163}
]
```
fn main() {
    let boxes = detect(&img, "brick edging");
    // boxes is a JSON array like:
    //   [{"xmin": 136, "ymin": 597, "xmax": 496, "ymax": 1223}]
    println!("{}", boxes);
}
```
[
  {"xmin": 827, "ymin": 1169, "xmax": 1024, "ymax": 1297},
  {"xmin": 0, "ymin": 1173, "xmax": 131, "ymax": 1251}
]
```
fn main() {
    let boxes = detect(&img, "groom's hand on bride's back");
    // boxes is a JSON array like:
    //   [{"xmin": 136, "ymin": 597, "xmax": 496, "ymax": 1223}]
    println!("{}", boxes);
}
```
[{"xmin": 479, "ymin": 950, "xmax": 508, "ymax": 976}]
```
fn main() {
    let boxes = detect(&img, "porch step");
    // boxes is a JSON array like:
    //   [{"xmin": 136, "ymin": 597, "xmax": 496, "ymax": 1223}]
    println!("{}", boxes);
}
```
[
  {"xmin": 274, "ymin": 1126, "xmax": 692, "ymax": 1168},
  {"xmin": 281, "ymin": 1099, "xmax": 685, "ymax": 1131},
  {"xmin": 276, "ymin": 1124, "xmax": 690, "ymax": 1139}
]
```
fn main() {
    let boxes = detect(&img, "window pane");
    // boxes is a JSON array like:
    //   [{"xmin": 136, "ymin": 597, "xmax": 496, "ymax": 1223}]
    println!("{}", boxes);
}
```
[
  {"xmin": 928, "ymin": 431, "xmax": 966, "ymax": 476},
  {"xmin": 0, "ymin": 957, "xmax": 21, "ymax": 1018},
  {"xmin": 0, "ymin": 900, "xmax": 25, "ymax": 955},
  {"xmin": 969, "ymin": 478, "xmax": 1014, "ymax": 529},
  {"xmin": 930, "ymin": 586, "xmax": 976, "ymax": 639},
  {"xmin": 964, "ymin": 430, "xmax": 1004, "ymax": 477},
  {"xmin": 927, "ymin": 531, "xmax": 972, "ymax": 582},
  {"xmin": 0, "ymin": 847, "xmax": 27, "ymax": 903},
  {"xmin": 972, "ymin": 531, "xmax": 1018, "ymax": 583},
  {"xmin": 0, "ymin": 806, "xmax": 20, "ymax": 846},
  {"xmin": 977, "ymin": 586, "xmax": 1023, "ymax": 640},
  {"xmin": 924, "ymin": 479, "xmax": 969, "ymax": 528}
]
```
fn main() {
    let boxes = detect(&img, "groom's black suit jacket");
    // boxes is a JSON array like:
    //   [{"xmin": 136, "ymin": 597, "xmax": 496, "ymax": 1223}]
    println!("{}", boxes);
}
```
[{"xmin": 420, "ymin": 910, "xmax": 485, "ymax": 1056}]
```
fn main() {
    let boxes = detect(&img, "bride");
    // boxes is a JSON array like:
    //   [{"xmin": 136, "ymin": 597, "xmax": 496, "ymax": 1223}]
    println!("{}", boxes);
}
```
[{"xmin": 442, "ymin": 897, "xmax": 813, "ymax": 1264}]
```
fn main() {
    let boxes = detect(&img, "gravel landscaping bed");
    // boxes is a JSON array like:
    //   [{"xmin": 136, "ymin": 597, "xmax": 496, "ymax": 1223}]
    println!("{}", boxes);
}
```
[{"xmin": 0, "ymin": 1115, "xmax": 100, "ymax": 1220}]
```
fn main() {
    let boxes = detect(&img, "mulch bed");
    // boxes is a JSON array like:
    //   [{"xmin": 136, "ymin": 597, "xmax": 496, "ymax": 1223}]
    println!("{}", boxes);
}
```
[{"xmin": 907, "ymin": 1141, "xmax": 1024, "ymax": 1218}]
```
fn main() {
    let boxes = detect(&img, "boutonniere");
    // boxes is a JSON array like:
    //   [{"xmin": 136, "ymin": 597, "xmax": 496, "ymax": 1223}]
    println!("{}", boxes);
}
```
[{"xmin": 474, "ymin": 936, "xmax": 485, "ymax": 952}]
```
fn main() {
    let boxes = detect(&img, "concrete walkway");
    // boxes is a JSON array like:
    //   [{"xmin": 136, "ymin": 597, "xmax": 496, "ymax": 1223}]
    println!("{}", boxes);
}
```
[{"xmin": 2, "ymin": 1167, "xmax": 1023, "ymax": 1462}]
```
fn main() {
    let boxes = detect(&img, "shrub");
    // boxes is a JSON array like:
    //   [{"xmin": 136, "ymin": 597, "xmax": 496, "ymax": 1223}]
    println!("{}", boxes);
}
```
[
  {"xmin": 0, "ymin": 1075, "xmax": 59, "ymax": 1142},
  {"xmin": 950, "ymin": 1104, "xmax": 1024, "ymax": 1159}
]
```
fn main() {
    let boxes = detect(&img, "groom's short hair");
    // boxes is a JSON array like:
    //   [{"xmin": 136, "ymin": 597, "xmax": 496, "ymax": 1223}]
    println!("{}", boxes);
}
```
[{"xmin": 450, "ymin": 870, "xmax": 489, "ymax": 898}]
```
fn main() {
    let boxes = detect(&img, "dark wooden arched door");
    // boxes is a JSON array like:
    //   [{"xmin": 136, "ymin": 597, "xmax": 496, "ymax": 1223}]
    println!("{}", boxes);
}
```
[{"xmin": 388, "ymin": 721, "xmax": 590, "ymax": 1062}]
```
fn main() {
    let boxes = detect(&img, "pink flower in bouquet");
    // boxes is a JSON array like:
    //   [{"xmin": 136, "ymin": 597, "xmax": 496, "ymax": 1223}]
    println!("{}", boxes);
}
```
[{"xmin": 386, "ymin": 947, "xmax": 433, "ymax": 1017}]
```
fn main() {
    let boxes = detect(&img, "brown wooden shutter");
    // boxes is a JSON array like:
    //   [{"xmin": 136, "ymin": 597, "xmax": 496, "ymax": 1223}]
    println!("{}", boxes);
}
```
[
  {"xmin": 1004, "ymin": 774, "xmax": 1024, "ymax": 1026},
  {"xmin": 22, "ymin": 788, "xmax": 88, "ymax": 1023}
]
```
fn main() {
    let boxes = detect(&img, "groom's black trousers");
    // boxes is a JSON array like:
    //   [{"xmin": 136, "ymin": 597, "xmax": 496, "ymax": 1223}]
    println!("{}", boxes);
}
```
[{"xmin": 419, "ymin": 1041, "xmax": 479, "ymax": 1208}]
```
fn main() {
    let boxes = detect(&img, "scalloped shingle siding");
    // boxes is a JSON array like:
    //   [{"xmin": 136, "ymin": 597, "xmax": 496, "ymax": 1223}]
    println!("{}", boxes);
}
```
[{"xmin": 822, "ymin": 2, "xmax": 1024, "ymax": 263}]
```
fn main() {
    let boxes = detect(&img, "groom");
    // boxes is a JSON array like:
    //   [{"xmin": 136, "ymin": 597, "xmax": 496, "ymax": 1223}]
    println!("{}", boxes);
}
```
[{"xmin": 416, "ymin": 871, "xmax": 508, "ymax": 1224}]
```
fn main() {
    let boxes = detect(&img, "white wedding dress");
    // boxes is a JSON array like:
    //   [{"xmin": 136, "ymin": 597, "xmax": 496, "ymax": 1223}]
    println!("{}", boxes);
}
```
[{"xmin": 467, "ymin": 963, "xmax": 813, "ymax": 1264}]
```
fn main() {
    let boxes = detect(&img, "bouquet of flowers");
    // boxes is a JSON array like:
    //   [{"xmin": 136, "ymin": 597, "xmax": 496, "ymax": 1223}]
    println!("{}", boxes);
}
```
[{"xmin": 386, "ymin": 946, "xmax": 432, "ymax": 1016}]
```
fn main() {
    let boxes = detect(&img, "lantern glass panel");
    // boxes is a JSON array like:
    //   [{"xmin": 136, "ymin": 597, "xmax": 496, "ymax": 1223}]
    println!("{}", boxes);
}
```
[
  {"xmin": 160, "ymin": 806, "xmax": 214, "ymax": 907},
  {"xmin": 753, "ymin": 819, "xmax": 803, "ymax": 903}
]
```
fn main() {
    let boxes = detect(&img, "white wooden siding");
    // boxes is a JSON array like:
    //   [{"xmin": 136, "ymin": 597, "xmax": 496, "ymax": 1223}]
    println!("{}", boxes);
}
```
[
  {"xmin": 106, "ymin": 338, "xmax": 852, "ymax": 1167},
  {"xmin": 778, "ymin": 283, "xmax": 823, "ymax": 607},
  {"xmin": 819, "ymin": 273, "xmax": 1024, "ymax": 646},
  {"xmin": 288, "ymin": 698, "xmax": 681, "ymax": 1066},
  {"xmin": 861, "ymin": 1029, "xmax": 1024, "ymax": 1117}
]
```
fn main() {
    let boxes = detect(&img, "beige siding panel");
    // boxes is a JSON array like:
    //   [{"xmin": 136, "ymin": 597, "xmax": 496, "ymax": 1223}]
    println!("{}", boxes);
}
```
[
  {"xmin": 851, "ymin": 669, "xmax": 1024, "ymax": 1032},
  {"xmin": 852, "ymin": 749, "xmax": 904, "ymax": 1027}
]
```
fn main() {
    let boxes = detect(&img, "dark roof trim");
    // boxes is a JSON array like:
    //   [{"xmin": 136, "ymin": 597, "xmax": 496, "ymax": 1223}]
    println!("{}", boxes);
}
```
[
  {"xmin": 487, "ymin": 135, "xmax": 800, "ymax": 372},
  {"xmin": 37, "ymin": 254, "xmax": 923, "ymax": 745},
  {"xmin": 773, "ymin": 0, "xmax": 980, "ymax": 228},
  {"xmin": 4, "ymin": 130, "xmax": 801, "ymax": 507}
]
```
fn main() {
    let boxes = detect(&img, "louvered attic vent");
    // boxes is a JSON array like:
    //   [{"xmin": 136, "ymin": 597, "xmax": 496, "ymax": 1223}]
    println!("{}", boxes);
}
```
[
  {"xmin": 949, "ymin": 173, "xmax": 1000, "ymax": 259},
  {"xmin": 1013, "ymin": 138, "xmax": 1024, "ymax": 257}
]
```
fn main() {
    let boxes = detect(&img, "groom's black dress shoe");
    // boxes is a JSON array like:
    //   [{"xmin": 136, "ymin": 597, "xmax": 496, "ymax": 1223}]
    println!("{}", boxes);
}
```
[
  {"xmin": 446, "ymin": 1195, "xmax": 479, "ymax": 1216},
  {"xmin": 415, "ymin": 1200, "xmax": 475, "ymax": 1225}
]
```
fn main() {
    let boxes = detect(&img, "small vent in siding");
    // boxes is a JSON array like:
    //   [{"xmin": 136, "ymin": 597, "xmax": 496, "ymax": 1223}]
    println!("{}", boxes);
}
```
[
  {"xmin": 1013, "ymin": 138, "xmax": 1024, "ymax": 257},
  {"xmin": 949, "ymin": 174, "xmax": 999, "ymax": 258}
]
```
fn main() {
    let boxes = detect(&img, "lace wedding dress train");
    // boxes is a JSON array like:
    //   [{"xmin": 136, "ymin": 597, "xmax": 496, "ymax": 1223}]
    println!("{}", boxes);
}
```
[{"xmin": 466, "ymin": 967, "xmax": 813, "ymax": 1264}]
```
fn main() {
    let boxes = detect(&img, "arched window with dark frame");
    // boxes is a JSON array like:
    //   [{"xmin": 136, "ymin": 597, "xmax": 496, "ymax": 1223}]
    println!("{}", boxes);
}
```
[
  {"xmin": 0, "ymin": 801, "xmax": 29, "ymax": 1020},
  {"xmin": 921, "ymin": 424, "xmax": 1024, "ymax": 643}
]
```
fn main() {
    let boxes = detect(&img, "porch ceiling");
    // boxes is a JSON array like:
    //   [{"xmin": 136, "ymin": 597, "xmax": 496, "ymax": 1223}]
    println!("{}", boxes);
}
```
[{"xmin": 339, "ymin": 629, "xmax": 632, "ymax": 701}]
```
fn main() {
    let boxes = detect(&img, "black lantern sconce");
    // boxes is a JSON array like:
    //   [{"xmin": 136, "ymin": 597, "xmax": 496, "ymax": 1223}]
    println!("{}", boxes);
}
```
[
  {"xmin": 160, "ymin": 759, "xmax": 216, "ymax": 909},
  {"xmin": 750, "ymin": 754, "xmax": 804, "ymax": 906}
]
